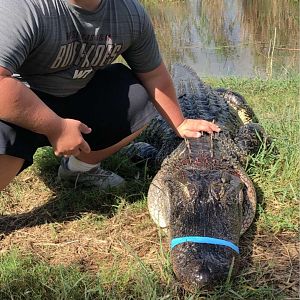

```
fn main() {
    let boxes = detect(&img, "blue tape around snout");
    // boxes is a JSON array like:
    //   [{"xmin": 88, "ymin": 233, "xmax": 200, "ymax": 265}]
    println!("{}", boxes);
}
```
[{"xmin": 171, "ymin": 236, "xmax": 240, "ymax": 254}]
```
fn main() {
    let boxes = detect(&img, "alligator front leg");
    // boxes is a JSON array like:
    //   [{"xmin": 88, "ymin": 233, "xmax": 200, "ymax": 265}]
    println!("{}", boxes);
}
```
[
  {"xmin": 120, "ymin": 141, "xmax": 158, "ymax": 166},
  {"xmin": 234, "ymin": 123, "xmax": 272, "ymax": 157}
]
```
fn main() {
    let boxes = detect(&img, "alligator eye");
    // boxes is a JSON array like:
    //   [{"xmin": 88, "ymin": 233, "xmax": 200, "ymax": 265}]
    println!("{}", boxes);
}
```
[
  {"xmin": 221, "ymin": 173, "xmax": 231, "ymax": 183},
  {"xmin": 166, "ymin": 178, "xmax": 199, "ymax": 201}
]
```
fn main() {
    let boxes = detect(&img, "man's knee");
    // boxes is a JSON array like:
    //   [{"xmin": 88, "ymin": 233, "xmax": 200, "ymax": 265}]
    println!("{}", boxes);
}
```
[{"xmin": 0, "ymin": 155, "xmax": 24, "ymax": 191}]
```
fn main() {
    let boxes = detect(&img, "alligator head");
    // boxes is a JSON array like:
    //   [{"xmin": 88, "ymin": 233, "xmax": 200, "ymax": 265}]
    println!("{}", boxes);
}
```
[
  {"xmin": 148, "ymin": 136, "xmax": 246, "ymax": 290},
  {"xmin": 168, "ymin": 165, "xmax": 244, "ymax": 290}
]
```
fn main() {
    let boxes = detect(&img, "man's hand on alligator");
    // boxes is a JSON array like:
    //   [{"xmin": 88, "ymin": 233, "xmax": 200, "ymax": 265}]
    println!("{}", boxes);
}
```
[{"xmin": 176, "ymin": 118, "xmax": 221, "ymax": 138}]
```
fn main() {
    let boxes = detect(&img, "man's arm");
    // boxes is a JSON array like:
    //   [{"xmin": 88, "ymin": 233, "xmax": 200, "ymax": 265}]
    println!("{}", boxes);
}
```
[
  {"xmin": 136, "ymin": 62, "xmax": 220, "ymax": 138},
  {"xmin": 0, "ymin": 66, "xmax": 91, "ymax": 156}
]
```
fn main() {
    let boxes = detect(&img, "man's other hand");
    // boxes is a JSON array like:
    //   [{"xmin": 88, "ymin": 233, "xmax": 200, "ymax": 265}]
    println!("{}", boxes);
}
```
[{"xmin": 47, "ymin": 118, "xmax": 92, "ymax": 157}]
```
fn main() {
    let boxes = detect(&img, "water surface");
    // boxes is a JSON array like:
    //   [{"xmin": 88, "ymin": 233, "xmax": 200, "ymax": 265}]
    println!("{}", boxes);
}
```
[{"xmin": 144, "ymin": 0, "xmax": 299, "ymax": 78}]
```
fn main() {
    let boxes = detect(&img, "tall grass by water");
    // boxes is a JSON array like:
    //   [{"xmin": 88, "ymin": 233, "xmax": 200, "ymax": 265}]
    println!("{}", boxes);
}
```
[{"xmin": 0, "ymin": 75, "xmax": 299, "ymax": 299}]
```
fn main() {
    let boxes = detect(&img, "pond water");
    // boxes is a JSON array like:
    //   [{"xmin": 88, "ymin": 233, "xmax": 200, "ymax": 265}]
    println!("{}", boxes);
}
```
[{"xmin": 144, "ymin": 0, "xmax": 299, "ymax": 78}]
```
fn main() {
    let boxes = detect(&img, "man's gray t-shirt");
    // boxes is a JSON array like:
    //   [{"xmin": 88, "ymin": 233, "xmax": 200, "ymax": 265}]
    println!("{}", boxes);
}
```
[{"xmin": 0, "ymin": 0, "xmax": 162, "ymax": 96}]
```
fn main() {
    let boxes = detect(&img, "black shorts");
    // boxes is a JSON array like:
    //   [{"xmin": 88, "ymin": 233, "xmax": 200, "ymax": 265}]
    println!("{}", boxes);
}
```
[{"xmin": 0, "ymin": 63, "xmax": 158, "ymax": 171}]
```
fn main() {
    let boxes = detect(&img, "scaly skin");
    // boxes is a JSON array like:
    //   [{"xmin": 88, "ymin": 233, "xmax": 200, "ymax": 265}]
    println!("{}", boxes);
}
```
[{"xmin": 144, "ymin": 64, "xmax": 267, "ymax": 290}]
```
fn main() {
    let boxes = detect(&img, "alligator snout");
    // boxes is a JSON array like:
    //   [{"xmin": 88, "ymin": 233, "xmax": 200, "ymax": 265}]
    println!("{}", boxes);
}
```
[
  {"xmin": 183, "ymin": 265, "xmax": 213, "ymax": 288},
  {"xmin": 171, "ymin": 242, "xmax": 239, "ymax": 290}
]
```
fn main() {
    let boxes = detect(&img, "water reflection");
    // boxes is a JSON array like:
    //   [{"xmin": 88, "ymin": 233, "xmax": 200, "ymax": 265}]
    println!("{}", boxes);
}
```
[{"xmin": 143, "ymin": 0, "xmax": 299, "ymax": 77}]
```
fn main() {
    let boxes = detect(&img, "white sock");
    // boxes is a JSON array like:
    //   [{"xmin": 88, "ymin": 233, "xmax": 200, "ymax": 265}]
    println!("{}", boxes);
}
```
[{"xmin": 67, "ymin": 155, "xmax": 99, "ymax": 172}]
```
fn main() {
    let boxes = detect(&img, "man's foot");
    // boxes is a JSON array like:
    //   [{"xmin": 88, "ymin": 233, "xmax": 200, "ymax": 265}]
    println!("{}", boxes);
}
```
[{"xmin": 58, "ymin": 157, "xmax": 125, "ymax": 189}]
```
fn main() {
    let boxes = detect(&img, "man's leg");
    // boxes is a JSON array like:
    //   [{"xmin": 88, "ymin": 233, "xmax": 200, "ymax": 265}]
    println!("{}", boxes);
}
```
[
  {"xmin": 57, "ymin": 125, "xmax": 148, "ymax": 189},
  {"xmin": 0, "ymin": 155, "xmax": 24, "ymax": 191}
]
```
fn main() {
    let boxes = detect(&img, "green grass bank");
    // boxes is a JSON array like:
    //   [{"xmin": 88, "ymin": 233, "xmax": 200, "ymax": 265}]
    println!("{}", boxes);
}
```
[{"xmin": 0, "ymin": 76, "xmax": 299, "ymax": 299}]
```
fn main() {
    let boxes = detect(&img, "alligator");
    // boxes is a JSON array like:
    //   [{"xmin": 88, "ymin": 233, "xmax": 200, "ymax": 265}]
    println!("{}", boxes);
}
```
[{"xmin": 126, "ymin": 64, "xmax": 268, "ymax": 290}]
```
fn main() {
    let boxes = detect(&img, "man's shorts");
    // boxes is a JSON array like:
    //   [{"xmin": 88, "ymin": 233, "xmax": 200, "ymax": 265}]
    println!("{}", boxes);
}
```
[{"xmin": 0, "ymin": 63, "xmax": 158, "ymax": 172}]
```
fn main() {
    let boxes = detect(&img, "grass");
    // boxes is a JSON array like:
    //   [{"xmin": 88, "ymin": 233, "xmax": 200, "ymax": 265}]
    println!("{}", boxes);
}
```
[{"xmin": 0, "ymin": 75, "xmax": 299, "ymax": 299}]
